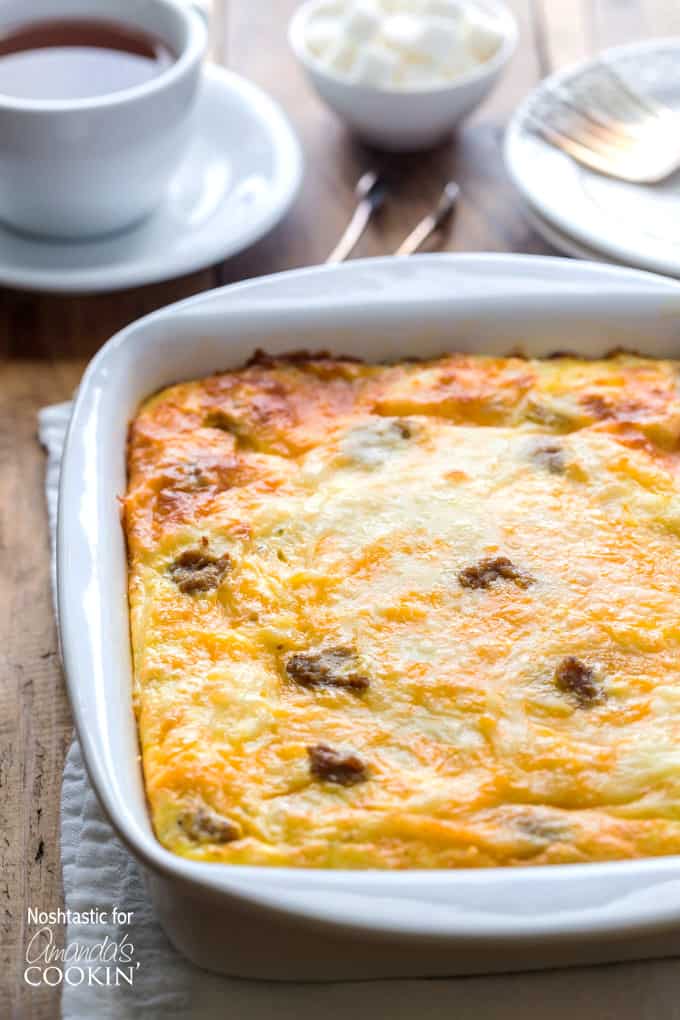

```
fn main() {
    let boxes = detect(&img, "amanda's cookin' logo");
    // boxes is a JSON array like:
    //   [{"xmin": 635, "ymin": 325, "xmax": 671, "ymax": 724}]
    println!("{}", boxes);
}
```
[{"xmin": 24, "ymin": 907, "xmax": 140, "ymax": 988}]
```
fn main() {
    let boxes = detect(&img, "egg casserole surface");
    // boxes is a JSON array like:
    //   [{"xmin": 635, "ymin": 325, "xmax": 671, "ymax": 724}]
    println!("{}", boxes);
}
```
[{"xmin": 125, "ymin": 350, "xmax": 680, "ymax": 867}]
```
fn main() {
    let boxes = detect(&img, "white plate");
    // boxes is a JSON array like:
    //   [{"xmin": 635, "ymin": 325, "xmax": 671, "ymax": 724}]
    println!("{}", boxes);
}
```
[
  {"xmin": 505, "ymin": 39, "xmax": 680, "ymax": 278},
  {"xmin": 520, "ymin": 197, "xmax": 615, "ymax": 264},
  {"xmin": 0, "ymin": 64, "xmax": 303, "ymax": 293},
  {"xmin": 59, "ymin": 255, "xmax": 680, "ymax": 981}
]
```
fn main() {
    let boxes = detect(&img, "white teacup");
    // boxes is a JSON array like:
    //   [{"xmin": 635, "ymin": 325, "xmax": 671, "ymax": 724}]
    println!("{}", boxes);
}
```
[{"xmin": 0, "ymin": 0, "xmax": 207, "ymax": 239}]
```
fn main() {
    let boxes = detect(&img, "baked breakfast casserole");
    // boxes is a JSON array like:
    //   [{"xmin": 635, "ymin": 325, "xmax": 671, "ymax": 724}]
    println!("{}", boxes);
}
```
[{"xmin": 125, "ymin": 350, "xmax": 680, "ymax": 868}]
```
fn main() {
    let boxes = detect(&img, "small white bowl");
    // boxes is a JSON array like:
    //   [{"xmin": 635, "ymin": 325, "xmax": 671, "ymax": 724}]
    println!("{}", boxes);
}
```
[{"xmin": 289, "ymin": 0, "xmax": 517, "ymax": 152}]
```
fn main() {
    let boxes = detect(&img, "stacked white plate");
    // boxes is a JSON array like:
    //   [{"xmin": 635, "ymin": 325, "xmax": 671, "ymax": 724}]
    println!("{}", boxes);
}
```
[{"xmin": 505, "ymin": 39, "xmax": 680, "ymax": 277}]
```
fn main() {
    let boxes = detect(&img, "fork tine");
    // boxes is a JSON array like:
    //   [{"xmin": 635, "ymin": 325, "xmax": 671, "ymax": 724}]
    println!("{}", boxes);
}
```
[
  {"xmin": 583, "ymin": 75, "xmax": 652, "ymax": 124},
  {"xmin": 558, "ymin": 62, "xmax": 672, "ymax": 133},
  {"xmin": 527, "ymin": 55, "xmax": 680, "ymax": 185},
  {"xmin": 590, "ymin": 64, "xmax": 675, "ymax": 130},
  {"xmin": 597, "ymin": 61, "xmax": 669, "ymax": 120},
  {"xmin": 535, "ymin": 107, "xmax": 640, "ymax": 159},
  {"xmin": 545, "ymin": 92, "xmax": 640, "ymax": 149},
  {"xmin": 527, "ymin": 114, "xmax": 619, "ymax": 164},
  {"xmin": 525, "ymin": 112, "xmax": 668, "ymax": 184},
  {"xmin": 534, "ymin": 92, "xmax": 680, "ymax": 162},
  {"xmin": 548, "ymin": 86, "xmax": 650, "ymax": 143},
  {"xmin": 532, "ymin": 126, "xmax": 619, "ymax": 177},
  {"xmin": 576, "ymin": 89, "xmax": 644, "ymax": 132}
]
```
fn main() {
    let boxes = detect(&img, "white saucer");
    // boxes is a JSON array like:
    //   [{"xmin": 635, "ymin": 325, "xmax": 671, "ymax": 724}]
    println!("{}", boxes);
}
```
[
  {"xmin": 0, "ymin": 64, "xmax": 303, "ymax": 293},
  {"xmin": 505, "ymin": 39, "xmax": 680, "ymax": 279},
  {"xmin": 519, "ymin": 197, "xmax": 616, "ymax": 265}
]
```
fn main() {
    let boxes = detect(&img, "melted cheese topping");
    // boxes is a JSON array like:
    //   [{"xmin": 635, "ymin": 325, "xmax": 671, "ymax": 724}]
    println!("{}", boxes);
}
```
[{"xmin": 125, "ymin": 352, "xmax": 680, "ymax": 867}]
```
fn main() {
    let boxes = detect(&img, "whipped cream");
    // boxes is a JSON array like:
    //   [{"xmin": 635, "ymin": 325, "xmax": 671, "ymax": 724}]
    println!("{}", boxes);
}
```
[{"xmin": 303, "ymin": 0, "xmax": 504, "ymax": 90}]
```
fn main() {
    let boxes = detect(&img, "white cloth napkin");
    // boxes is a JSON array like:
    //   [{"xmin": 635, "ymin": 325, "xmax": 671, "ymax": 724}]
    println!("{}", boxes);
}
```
[{"xmin": 40, "ymin": 403, "xmax": 680, "ymax": 1020}]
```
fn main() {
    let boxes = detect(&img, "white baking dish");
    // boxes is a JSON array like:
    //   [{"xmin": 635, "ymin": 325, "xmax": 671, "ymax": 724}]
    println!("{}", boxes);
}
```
[{"xmin": 58, "ymin": 254, "xmax": 680, "ymax": 980}]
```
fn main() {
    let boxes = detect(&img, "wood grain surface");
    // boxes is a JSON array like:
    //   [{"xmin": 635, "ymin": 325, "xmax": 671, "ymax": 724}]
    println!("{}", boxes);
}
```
[{"xmin": 1, "ymin": 1, "xmax": 674, "ymax": 1016}]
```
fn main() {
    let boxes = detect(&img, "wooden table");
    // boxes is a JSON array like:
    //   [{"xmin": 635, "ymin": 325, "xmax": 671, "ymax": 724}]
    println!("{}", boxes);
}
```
[{"xmin": 4, "ymin": 1, "xmax": 679, "ymax": 1015}]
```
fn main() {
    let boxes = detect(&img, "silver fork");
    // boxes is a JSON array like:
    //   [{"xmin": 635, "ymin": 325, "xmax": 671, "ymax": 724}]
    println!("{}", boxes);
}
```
[
  {"xmin": 327, "ymin": 174, "xmax": 459, "ymax": 262},
  {"xmin": 394, "ymin": 182, "xmax": 459, "ymax": 256},
  {"xmin": 526, "ymin": 61, "xmax": 680, "ymax": 184},
  {"xmin": 326, "ymin": 171, "xmax": 386, "ymax": 264}
]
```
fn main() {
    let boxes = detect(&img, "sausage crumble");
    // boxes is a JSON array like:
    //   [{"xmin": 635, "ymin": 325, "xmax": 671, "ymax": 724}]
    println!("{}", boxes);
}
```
[
  {"xmin": 514, "ymin": 813, "xmax": 570, "ymax": 844},
  {"xmin": 160, "ymin": 456, "xmax": 240, "ymax": 494},
  {"xmin": 203, "ymin": 408, "xmax": 240, "ymax": 434},
  {"xmin": 169, "ymin": 544, "xmax": 231, "ymax": 594},
  {"xmin": 307, "ymin": 743, "xmax": 369, "ymax": 786},
  {"xmin": 530, "ymin": 440, "xmax": 565, "ymax": 475},
  {"xmin": 393, "ymin": 419, "xmax": 412, "ymax": 439},
  {"xmin": 285, "ymin": 647, "xmax": 370, "ymax": 692},
  {"xmin": 340, "ymin": 418, "xmax": 412, "ymax": 468},
  {"xmin": 458, "ymin": 556, "xmax": 535, "ymax": 591},
  {"xmin": 178, "ymin": 805, "xmax": 241, "ymax": 844},
  {"xmin": 553, "ymin": 656, "xmax": 602, "ymax": 706}
]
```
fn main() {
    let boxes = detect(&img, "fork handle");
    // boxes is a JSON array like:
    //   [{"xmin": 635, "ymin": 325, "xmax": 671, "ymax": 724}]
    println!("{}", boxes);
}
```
[
  {"xmin": 394, "ymin": 211, "xmax": 441, "ymax": 257},
  {"xmin": 326, "ymin": 199, "xmax": 376, "ymax": 264},
  {"xmin": 394, "ymin": 182, "xmax": 460, "ymax": 256}
]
